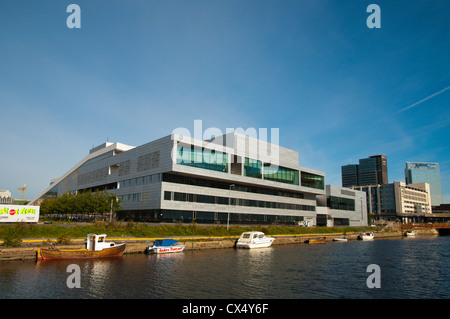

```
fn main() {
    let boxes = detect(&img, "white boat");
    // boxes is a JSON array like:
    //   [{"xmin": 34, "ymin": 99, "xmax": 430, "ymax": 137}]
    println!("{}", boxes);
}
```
[
  {"xmin": 333, "ymin": 237, "xmax": 348, "ymax": 242},
  {"xmin": 236, "ymin": 231, "xmax": 275, "ymax": 249},
  {"xmin": 146, "ymin": 239, "xmax": 186, "ymax": 254},
  {"xmin": 404, "ymin": 230, "xmax": 416, "ymax": 237},
  {"xmin": 358, "ymin": 232, "xmax": 374, "ymax": 240}
]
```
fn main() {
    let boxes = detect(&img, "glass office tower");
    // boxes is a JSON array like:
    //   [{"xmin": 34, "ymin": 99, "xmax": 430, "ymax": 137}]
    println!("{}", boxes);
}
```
[
  {"xmin": 405, "ymin": 162, "xmax": 443, "ymax": 206},
  {"xmin": 341, "ymin": 155, "xmax": 388, "ymax": 187}
]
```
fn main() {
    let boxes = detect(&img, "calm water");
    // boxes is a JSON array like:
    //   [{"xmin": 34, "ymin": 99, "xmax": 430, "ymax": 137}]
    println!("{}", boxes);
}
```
[{"xmin": 1, "ymin": 236, "xmax": 449, "ymax": 299}]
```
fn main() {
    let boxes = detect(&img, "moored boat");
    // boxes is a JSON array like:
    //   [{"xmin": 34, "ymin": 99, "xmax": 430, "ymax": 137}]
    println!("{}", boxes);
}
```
[
  {"xmin": 404, "ymin": 230, "xmax": 416, "ymax": 237},
  {"xmin": 357, "ymin": 232, "xmax": 374, "ymax": 241},
  {"xmin": 333, "ymin": 237, "xmax": 348, "ymax": 242},
  {"xmin": 235, "ymin": 231, "xmax": 275, "ymax": 249},
  {"xmin": 305, "ymin": 237, "xmax": 326, "ymax": 244},
  {"xmin": 146, "ymin": 239, "xmax": 186, "ymax": 254},
  {"xmin": 37, "ymin": 234, "xmax": 126, "ymax": 260}
]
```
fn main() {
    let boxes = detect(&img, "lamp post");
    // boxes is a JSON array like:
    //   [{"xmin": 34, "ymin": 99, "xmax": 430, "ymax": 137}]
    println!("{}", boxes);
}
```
[{"xmin": 228, "ymin": 184, "xmax": 235, "ymax": 230}]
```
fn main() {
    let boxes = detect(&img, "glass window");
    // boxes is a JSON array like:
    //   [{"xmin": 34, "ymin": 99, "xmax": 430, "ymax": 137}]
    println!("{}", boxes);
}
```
[
  {"xmin": 301, "ymin": 172, "xmax": 325, "ymax": 190},
  {"xmin": 177, "ymin": 144, "xmax": 228, "ymax": 173},
  {"xmin": 264, "ymin": 165, "xmax": 299, "ymax": 185},
  {"xmin": 244, "ymin": 158, "xmax": 262, "ymax": 179},
  {"xmin": 327, "ymin": 196, "xmax": 355, "ymax": 211}
]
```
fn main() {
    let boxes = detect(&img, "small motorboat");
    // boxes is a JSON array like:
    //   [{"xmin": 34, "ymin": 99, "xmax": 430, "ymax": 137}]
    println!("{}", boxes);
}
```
[
  {"xmin": 305, "ymin": 237, "xmax": 326, "ymax": 244},
  {"xmin": 404, "ymin": 230, "xmax": 416, "ymax": 237},
  {"xmin": 235, "ymin": 231, "xmax": 275, "ymax": 249},
  {"xmin": 37, "ymin": 234, "xmax": 126, "ymax": 260},
  {"xmin": 146, "ymin": 239, "xmax": 186, "ymax": 254},
  {"xmin": 333, "ymin": 237, "xmax": 348, "ymax": 242},
  {"xmin": 358, "ymin": 232, "xmax": 374, "ymax": 241}
]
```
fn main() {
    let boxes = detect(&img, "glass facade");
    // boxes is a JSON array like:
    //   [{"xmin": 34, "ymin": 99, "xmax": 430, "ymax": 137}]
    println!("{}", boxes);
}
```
[
  {"xmin": 164, "ymin": 191, "xmax": 315, "ymax": 212},
  {"xmin": 327, "ymin": 196, "xmax": 355, "ymax": 211},
  {"xmin": 157, "ymin": 210, "xmax": 304, "ymax": 225},
  {"xmin": 163, "ymin": 173, "xmax": 304, "ymax": 199},
  {"xmin": 264, "ymin": 165, "xmax": 299, "ymax": 185},
  {"xmin": 341, "ymin": 164, "xmax": 359, "ymax": 187},
  {"xmin": 177, "ymin": 144, "xmax": 228, "ymax": 173},
  {"xmin": 118, "ymin": 193, "xmax": 141, "ymax": 203},
  {"xmin": 301, "ymin": 172, "xmax": 325, "ymax": 190},
  {"xmin": 119, "ymin": 173, "xmax": 162, "ymax": 189},
  {"xmin": 405, "ymin": 162, "xmax": 442, "ymax": 206},
  {"xmin": 244, "ymin": 157, "xmax": 262, "ymax": 179}
]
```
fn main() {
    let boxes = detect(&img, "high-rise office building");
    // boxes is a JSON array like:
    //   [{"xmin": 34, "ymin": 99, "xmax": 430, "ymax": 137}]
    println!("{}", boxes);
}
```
[
  {"xmin": 405, "ymin": 162, "xmax": 443, "ymax": 206},
  {"xmin": 341, "ymin": 164, "xmax": 359, "ymax": 188},
  {"xmin": 341, "ymin": 155, "xmax": 388, "ymax": 187}
]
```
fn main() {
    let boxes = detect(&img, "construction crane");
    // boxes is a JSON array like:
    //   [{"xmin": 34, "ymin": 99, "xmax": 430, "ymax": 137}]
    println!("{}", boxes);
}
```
[{"xmin": 17, "ymin": 185, "xmax": 27, "ymax": 200}]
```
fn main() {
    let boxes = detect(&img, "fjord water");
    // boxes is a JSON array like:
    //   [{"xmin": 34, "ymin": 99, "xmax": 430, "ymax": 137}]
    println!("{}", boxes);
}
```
[{"xmin": 1, "ymin": 236, "xmax": 449, "ymax": 299}]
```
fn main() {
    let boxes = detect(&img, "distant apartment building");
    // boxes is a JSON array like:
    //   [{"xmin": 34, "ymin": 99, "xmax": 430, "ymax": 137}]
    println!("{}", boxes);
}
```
[
  {"xmin": 0, "ymin": 190, "xmax": 12, "ymax": 204},
  {"xmin": 341, "ymin": 155, "xmax": 388, "ymax": 187},
  {"xmin": 405, "ymin": 162, "xmax": 443, "ymax": 206},
  {"xmin": 352, "ymin": 182, "xmax": 432, "ymax": 223}
]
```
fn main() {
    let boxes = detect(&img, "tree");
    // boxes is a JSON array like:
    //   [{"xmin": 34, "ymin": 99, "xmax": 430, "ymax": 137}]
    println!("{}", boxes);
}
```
[{"xmin": 39, "ymin": 190, "xmax": 121, "ymax": 221}]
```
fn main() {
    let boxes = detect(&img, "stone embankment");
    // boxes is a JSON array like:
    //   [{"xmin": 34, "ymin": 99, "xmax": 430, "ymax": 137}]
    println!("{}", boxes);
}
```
[{"xmin": 0, "ymin": 229, "xmax": 439, "ymax": 262}]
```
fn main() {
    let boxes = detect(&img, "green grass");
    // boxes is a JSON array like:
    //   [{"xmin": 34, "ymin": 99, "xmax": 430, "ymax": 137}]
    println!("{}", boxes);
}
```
[{"xmin": 0, "ymin": 222, "xmax": 380, "ymax": 245}]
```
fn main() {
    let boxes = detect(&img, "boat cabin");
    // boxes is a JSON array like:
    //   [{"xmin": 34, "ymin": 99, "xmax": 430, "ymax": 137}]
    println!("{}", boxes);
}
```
[
  {"xmin": 153, "ymin": 239, "xmax": 180, "ymax": 247},
  {"xmin": 86, "ymin": 234, "xmax": 118, "ymax": 251},
  {"xmin": 239, "ymin": 231, "xmax": 266, "ymax": 242}
]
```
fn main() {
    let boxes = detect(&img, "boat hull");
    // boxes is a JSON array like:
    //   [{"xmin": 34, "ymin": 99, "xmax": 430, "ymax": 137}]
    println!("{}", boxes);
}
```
[
  {"xmin": 358, "ymin": 235, "xmax": 374, "ymax": 240},
  {"xmin": 148, "ymin": 245, "xmax": 186, "ymax": 254},
  {"xmin": 236, "ymin": 239, "xmax": 274, "ymax": 249},
  {"xmin": 404, "ymin": 231, "xmax": 416, "ymax": 237},
  {"xmin": 38, "ymin": 243, "xmax": 126, "ymax": 260},
  {"xmin": 305, "ymin": 238, "xmax": 326, "ymax": 244}
]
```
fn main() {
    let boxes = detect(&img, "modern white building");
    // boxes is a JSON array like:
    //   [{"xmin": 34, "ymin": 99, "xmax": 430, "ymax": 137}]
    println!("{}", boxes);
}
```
[
  {"xmin": 316, "ymin": 185, "xmax": 367, "ymax": 227},
  {"xmin": 30, "ymin": 132, "xmax": 366, "ymax": 226}
]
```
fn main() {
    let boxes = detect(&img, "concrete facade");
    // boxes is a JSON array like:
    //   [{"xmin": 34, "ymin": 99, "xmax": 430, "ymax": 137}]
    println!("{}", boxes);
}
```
[
  {"xmin": 316, "ymin": 185, "xmax": 367, "ymax": 227},
  {"xmin": 30, "ymin": 132, "xmax": 364, "ymax": 226},
  {"xmin": 352, "ymin": 181, "xmax": 432, "ymax": 223}
]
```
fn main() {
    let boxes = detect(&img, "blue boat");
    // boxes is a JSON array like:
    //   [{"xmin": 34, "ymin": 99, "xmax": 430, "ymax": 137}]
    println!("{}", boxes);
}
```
[{"xmin": 146, "ymin": 239, "xmax": 186, "ymax": 254}]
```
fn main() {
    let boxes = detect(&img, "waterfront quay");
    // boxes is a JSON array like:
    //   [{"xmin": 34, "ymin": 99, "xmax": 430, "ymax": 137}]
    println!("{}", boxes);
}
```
[{"xmin": 0, "ymin": 227, "xmax": 438, "ymax": 262}]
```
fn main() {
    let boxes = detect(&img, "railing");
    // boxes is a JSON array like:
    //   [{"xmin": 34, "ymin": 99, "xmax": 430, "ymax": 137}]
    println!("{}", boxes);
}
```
[{"xmin": 402, "ymin": 223, "xmax": 450, "ymax": 229}]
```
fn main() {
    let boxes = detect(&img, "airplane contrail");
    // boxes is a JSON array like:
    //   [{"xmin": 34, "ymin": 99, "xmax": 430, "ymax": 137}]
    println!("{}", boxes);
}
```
[{"xmin": 398, "ymin": 86, "xmax": 450, "ymax": 113}]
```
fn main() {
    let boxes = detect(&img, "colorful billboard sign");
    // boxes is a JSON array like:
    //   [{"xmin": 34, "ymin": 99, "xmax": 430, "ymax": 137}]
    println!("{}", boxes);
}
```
[{"xmin": 0, "ymin": 205, "xmax": 40, "ymax": 223}]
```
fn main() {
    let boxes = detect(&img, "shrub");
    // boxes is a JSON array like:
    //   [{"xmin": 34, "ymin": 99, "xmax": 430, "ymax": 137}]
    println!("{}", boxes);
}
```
[
  {"xmin": 1, "ymin": 224, "xmax": 25, "ymax": 247},
  {"xmin": 57, "ymin": 233, "xmax": 71, "ymax": 245}
]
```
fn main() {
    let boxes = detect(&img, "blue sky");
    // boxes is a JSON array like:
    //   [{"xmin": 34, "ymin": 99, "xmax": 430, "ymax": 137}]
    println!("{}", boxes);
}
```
[{"xmin": 1, "ymin": 0, "xmax": 449, "ymax": 202}]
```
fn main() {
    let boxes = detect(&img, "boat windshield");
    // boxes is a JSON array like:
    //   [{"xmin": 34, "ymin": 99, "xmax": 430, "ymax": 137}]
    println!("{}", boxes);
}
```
[
  {"xmin": 242, "ymin": 234, "xmax": 251, "ymax": 239},
  {"xmin": 154, "ymin": 239, "xmax": 179, "ymax": 246}
]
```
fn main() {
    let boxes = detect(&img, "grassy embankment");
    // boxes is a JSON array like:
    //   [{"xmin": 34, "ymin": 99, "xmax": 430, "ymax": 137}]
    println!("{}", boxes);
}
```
[{"xmin": 0, "ymin": 221, "xmax": 380, "ymax": 247}]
